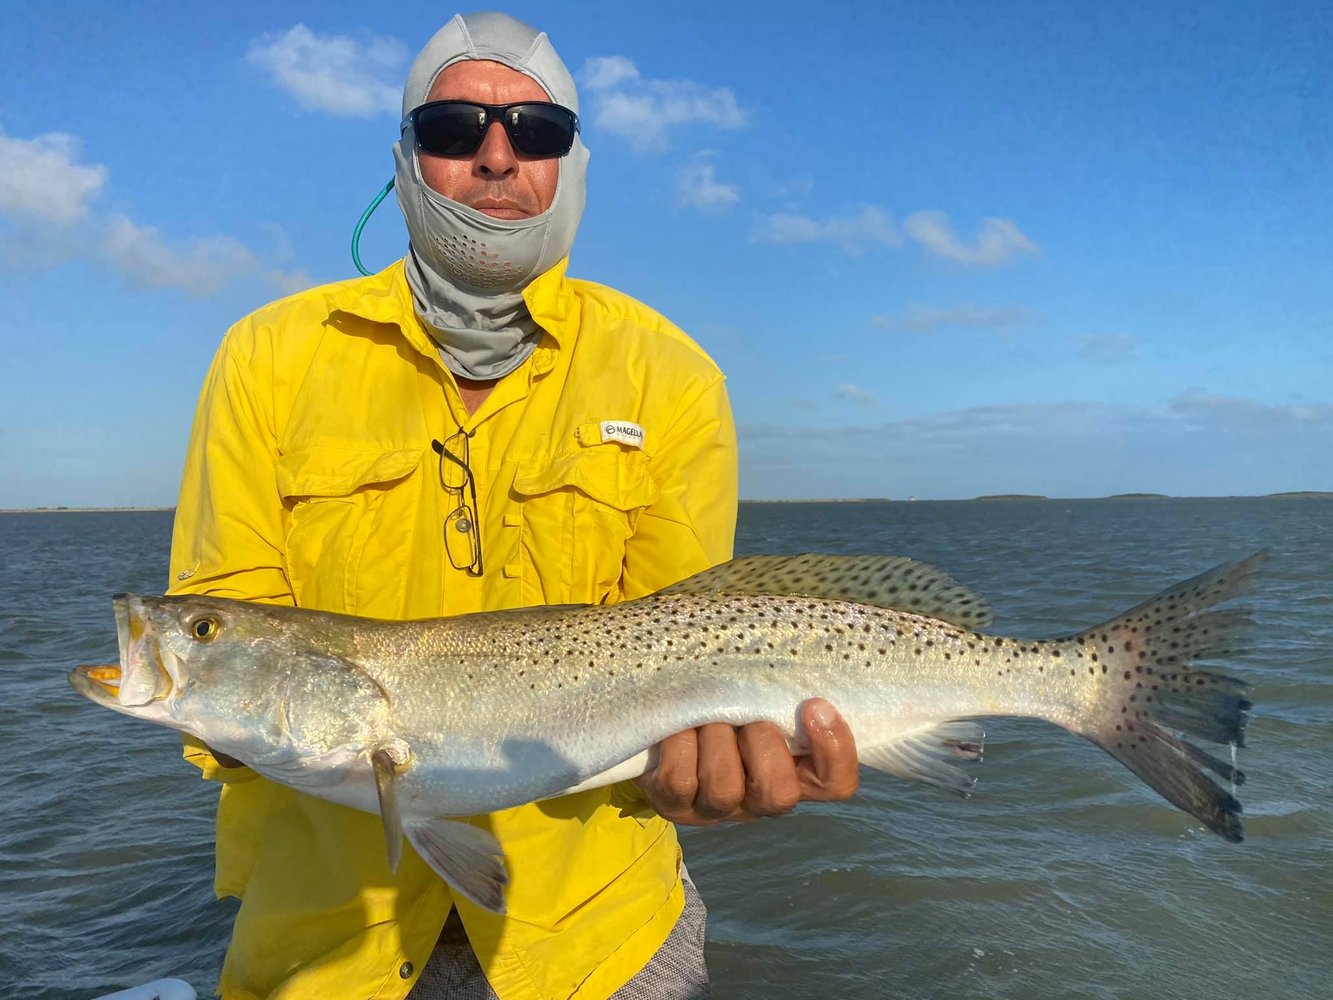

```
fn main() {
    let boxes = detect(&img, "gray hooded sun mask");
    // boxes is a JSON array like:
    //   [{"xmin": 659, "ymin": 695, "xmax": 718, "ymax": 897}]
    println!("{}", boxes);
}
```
[{"xmin": 394, "ymin": 12, "xmax": 589, "ymax": 380}]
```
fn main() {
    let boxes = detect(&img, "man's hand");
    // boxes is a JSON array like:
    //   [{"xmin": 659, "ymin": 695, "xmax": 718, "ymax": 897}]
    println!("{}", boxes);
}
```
[
  {"xmin": 633, "ymin": 699, "xmax": 858, "ymax": 825},
  {"xmin": 203, "ymin": 743, "xmax": 246, "ymax": 769}
]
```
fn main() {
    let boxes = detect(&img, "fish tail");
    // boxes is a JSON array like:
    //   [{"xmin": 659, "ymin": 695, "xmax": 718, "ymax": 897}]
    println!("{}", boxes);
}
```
[{"xmin": 1071, "ymin": 551, "xmax": 1265, "ymax": 842}]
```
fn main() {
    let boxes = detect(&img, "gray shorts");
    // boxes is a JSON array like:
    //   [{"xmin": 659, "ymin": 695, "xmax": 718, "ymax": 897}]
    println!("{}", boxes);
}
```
[{"xmin": 408, "ymin": 875, "xmax": 709, "ymax": 1000}]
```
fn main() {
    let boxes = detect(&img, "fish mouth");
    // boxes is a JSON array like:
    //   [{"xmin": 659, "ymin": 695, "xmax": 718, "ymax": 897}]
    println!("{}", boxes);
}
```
[
  {"xmin": 69, "ymin": 594, "xmax": 178, "ymax": 710},
  {"xmin": 69, "ymin": 663, "xmax": 123, "ymax": 705}
]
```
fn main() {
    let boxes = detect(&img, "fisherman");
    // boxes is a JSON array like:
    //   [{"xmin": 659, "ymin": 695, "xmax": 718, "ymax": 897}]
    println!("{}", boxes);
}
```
[{"xmin": 167, "ymin": 12, "xmax": 858, "ymax": 999}]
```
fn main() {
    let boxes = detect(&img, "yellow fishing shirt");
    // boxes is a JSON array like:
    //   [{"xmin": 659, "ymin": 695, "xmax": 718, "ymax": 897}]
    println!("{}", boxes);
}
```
[{"xmin": 166, "ymin": 257, "xmax": 738, "ymax": 999}]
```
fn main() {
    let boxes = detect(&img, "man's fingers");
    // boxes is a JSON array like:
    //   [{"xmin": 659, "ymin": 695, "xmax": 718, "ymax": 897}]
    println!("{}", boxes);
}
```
[
  {"xmin": 202, "ymin": 742, "xmax": 246, "ymax": 770},
  {"xmin": 640, "ymin": 703, "xmax": 858, "ymax": 826},
  {"xmin": 736, "ymin": 722, "xmax": 802, "ymax": 817},
  {"xmin": 693, "ymin": 723, "xmax": 745, "ymax": 818},
  {"xmin": 795, "ymin": 698, "xmax": 860, "ymax": 800},
  {"xmin": 636, "ymin": 728, "xmax": 700, "ymax": 819}
]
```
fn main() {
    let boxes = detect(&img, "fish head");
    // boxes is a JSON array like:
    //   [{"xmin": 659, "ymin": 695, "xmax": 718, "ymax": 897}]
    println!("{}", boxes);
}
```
[{"xmin": 69, "ymin": 593, "xmax": 365, "ymax": 764}]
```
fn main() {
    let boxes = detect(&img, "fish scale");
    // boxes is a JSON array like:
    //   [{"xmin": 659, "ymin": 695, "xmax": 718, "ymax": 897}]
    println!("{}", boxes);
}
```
[{"xmin": 70, "ymin": 550, "xmax": 1263, "ymax": 913}]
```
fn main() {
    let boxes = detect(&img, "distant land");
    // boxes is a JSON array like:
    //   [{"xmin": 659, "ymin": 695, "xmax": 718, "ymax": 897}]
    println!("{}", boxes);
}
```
[
  {"xmin": 0, "ymin": 506, "xmax": 174, "ymax": 514},
  {"xmin": 4, "ymin": 492, "xmax": 1330, "ymax": 513},
  {"xmin": 737, "ymin": 491, "xmax": 1332, "ymax": 503}
]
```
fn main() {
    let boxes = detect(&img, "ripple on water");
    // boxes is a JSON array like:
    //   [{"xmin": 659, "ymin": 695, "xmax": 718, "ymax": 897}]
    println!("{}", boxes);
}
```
[{"xmin": 4, "ymin": 502, "xmax": 1332, "ymax": 998}]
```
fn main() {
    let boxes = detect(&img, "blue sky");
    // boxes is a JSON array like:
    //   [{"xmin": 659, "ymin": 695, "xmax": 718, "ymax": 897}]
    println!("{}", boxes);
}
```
[{"xmin": 1, "ymin": 0, "xmax": 1329, "ymax": 505}]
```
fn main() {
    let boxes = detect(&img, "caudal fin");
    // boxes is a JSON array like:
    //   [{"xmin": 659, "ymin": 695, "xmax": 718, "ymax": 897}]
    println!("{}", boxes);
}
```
[{"xmin": 1073, "ymin": 551, "xmax": 1265, "ymax": 842}]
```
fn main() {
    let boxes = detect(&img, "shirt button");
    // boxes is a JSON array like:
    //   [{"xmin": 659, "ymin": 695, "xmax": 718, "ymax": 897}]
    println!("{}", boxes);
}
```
[
  {"xmin": 503, "ymin": 512, "xmax": 521, "ymax": 527},
  {"xmin": 399, "ymin": 961, "xmax": 414, "ymax": 979},
  {"xmin": 453, "ymin": 517, "xmax": 472, "ymax": 533}
]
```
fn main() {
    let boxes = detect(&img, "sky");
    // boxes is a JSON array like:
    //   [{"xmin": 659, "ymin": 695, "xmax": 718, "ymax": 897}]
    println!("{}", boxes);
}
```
[{"xmin": 1, "ymin": 0, "xmax": 1329, "ymax": 505}]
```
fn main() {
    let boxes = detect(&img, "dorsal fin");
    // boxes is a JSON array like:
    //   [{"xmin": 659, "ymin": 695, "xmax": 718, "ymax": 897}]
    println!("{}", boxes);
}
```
[{"xmin": 655, "ymin": 554, "xmax": 992, "ymax": 629}]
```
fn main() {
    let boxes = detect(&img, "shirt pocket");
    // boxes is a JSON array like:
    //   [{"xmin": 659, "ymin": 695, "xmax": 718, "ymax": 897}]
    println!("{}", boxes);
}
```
[
  {"xmin": 511, "ymin": 446, "xmax": 660, "ymax": 604},
  {"xmin": 276, "ymin": 445, "xmax": 422, "ymax": 612}
]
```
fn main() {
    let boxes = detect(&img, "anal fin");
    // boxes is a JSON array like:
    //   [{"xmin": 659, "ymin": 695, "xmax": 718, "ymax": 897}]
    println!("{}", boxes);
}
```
[{"xmin": 859, "ymin": 721, "xmax": 985, "ymax": 796}]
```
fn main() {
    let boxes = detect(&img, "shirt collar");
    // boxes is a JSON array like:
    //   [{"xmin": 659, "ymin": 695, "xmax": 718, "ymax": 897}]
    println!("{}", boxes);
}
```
[{"xmin": 337, "ymin": 257, "xmax": 572, "ymax": 358}]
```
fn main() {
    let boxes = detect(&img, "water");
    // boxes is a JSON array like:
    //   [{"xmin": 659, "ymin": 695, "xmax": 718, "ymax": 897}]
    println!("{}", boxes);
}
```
[{"xmin": 2, "ymin": 499, "xmax": 1330, "ymax": 999}]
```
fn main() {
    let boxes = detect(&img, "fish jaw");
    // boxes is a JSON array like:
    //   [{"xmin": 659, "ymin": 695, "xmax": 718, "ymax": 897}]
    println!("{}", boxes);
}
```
[
  {"xmin": 69, "ymin": 663, "xmax": 124, "ymax": 706},
  {"xmin": 68, "ymin": 594, "xmax": 183, "ymax": 727},
  {"xmin": 68, "ymin": 660, "xmax": 179, "ymax": 728}
]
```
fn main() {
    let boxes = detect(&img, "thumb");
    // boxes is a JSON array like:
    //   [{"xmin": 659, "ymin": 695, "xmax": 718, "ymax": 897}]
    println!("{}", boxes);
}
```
[{"xmin": 796, "ymin": 698, "xmax": 859, "ymax": 797}]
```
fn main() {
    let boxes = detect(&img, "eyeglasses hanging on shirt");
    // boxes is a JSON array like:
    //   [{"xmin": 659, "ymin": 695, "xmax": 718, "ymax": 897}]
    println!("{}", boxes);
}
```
[{"xmin": 432, "ymin": 431, "xmax": 484, "ymax": 577}]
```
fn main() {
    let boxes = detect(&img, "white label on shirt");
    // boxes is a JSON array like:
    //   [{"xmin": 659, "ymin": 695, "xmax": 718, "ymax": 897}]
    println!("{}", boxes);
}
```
[{"xmin": 600, "ymin": 420, "xmax": 645, "ymax": 448}]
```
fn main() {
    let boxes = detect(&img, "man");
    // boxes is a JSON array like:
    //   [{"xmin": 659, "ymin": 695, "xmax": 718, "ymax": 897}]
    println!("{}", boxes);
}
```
[{"xmin": 168, "ymin": 13, "xmax": 857, "ymax": 999}]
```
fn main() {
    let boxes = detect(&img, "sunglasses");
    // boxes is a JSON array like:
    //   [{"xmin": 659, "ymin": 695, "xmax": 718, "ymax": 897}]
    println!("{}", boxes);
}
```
[{"xmin": 403, "ymin": 100, "xmax": 580, "ymax": 159}]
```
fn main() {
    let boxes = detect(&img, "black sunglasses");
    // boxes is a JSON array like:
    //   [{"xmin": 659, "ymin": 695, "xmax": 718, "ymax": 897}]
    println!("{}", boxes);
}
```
[{"xmin": 403, "ymin": 100, "xmax": 580, "ymax": 159}]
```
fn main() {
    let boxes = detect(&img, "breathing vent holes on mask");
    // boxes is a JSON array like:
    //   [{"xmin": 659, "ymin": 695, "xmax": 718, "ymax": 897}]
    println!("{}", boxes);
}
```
[{"xmin": 432, "ymin": 233, "xmax": 517, "ymax": 289}]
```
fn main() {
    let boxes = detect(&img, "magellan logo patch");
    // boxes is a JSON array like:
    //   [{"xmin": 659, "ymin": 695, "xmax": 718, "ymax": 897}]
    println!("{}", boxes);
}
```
[{"xmin": 600, "ymin": 420, "xmax": 645, "ymax": 448}]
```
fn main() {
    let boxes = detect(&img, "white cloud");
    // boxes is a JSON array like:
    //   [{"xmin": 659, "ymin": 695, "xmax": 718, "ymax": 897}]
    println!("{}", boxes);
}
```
[
  {"xmin": 834, "ymin": 384, "xmax": 878, "ymax": 404},
  {"xmin": 267, "ymin": 269, "xmax": 317, "ymax": 296},
  {"xmin": 0, "ymin": 127, "xmax": 312, "ymax": 299},
  {"xmin": 752, "ymin": 205, "xmax": 1037, "ymax": 266},
  {"xmin": 752, "ymin": 206, "xmax": 899, "ymax": 254},
  {"xmin": 873, "ymin": 304, "xmax": 1032, "ymax": 333},
  {"xmin": 738, "ymin": 395, "xmax": 1333, "ymax": 499},
  {"xmin": 0, "ymin": 128, "xmax": 106, "ymax": 225},
  {"xmin": 580, "ymin": 55, "xmax": 640, "ymax": 92},
  {"xmin": 579, "ymin": 56, "xmax": 745, "ymax": 152},
  {"xmin": 247, "ymin": 24, "xmax": 406, "ymax": 117},
  {"xmin": 1077, "ymin": 332, "xmax": 1140, "ymax": 360},
  {"xmin": 676, "ymin": 155, "xmax": 739, "ymax": 212},
  {"xmin": 100, "ymin": 215, "xmax": 259, "ymax": 297},
  {"xmin": 903, "ymin": 211, "xmax": 1039, "ymax": 267}
]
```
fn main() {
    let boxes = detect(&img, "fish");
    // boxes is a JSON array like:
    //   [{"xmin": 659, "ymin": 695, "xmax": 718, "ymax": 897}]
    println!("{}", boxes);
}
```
[{"xmin": 70, "ymin": 551, "xmax": 1262, "ymax": 913}]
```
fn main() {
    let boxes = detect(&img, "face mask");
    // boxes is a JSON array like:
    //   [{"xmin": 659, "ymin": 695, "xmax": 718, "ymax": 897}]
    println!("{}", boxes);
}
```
[{"xmin": 393, "ymin": 13, "xmax": 589, "ymax": 381}]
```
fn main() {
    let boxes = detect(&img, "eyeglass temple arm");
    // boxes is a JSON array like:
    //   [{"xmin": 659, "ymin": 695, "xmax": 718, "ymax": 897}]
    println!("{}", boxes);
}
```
[{"xmin": 432, "ymin": 438, "xmax": 471, "ymax": 471}]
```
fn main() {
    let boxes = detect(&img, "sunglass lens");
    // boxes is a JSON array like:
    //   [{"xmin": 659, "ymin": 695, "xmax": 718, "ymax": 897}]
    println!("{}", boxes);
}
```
[
  {"xmin": 507, "ymin": 105, "xmax": 577, "ymax": 157},
  {"xmin": 414, "ymin": 104, "xmax": 486, "ymax": 156}
]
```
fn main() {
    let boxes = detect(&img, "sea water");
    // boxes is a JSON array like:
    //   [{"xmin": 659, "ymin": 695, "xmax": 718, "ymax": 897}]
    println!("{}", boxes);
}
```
[{"xmin": 2, "ymin": 498, "xmax": 1329, "ymax": 999}]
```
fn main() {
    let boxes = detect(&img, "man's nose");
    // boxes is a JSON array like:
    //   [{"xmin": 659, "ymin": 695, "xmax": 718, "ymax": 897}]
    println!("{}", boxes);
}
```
[{"xmin": 474, "ymin": 120, "xmax": 518, "ymax": 178}]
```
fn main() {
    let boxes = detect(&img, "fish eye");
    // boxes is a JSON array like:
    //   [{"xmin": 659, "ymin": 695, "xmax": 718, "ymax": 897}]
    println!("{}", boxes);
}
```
[{"xmin": 191, "ymin": 617, "xmax": 220, "ymax": 641}]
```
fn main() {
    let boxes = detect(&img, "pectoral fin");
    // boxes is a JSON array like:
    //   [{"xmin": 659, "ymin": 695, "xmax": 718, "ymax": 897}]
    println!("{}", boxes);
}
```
[
  {"xmin": 371, "ymin": 741, "xmax": 412, "ymax": 873},
  {"xmin": 406, "ymin": 819, "xmax": 510, "ymax": 914}
]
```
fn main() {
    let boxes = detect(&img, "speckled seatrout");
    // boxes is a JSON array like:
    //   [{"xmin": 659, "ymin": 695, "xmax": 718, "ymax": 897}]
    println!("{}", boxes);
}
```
[{"xmin": 70, "ymin": 552, "xmax": 1262, "ymax": 912}]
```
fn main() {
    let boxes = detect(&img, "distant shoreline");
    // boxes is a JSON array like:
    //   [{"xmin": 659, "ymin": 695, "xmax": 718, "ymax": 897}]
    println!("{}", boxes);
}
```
[
  {"xmin": 4, "ymin": 492, "xmax": 1329, "ymax": 513},
  {"xmin": 739, "ymin": 491, "xmax": 1333, "ymax": 503},
  {"xmin": 0, "ymin": 507, "xmax": 175, "ymax": 514}
]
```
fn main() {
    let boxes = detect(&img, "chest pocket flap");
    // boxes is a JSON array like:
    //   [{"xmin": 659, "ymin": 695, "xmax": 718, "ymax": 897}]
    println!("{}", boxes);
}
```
[
  {"xmin": 275, "ymin": 446, "xmax": 423, "ymax": 613},
  {"xmin": 277, "ymin": 446, "xmax": 422, "ymax": 499},
  {"xmin": 514, "ymin": 447, "xmax": 659, "ymax": 510}
]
